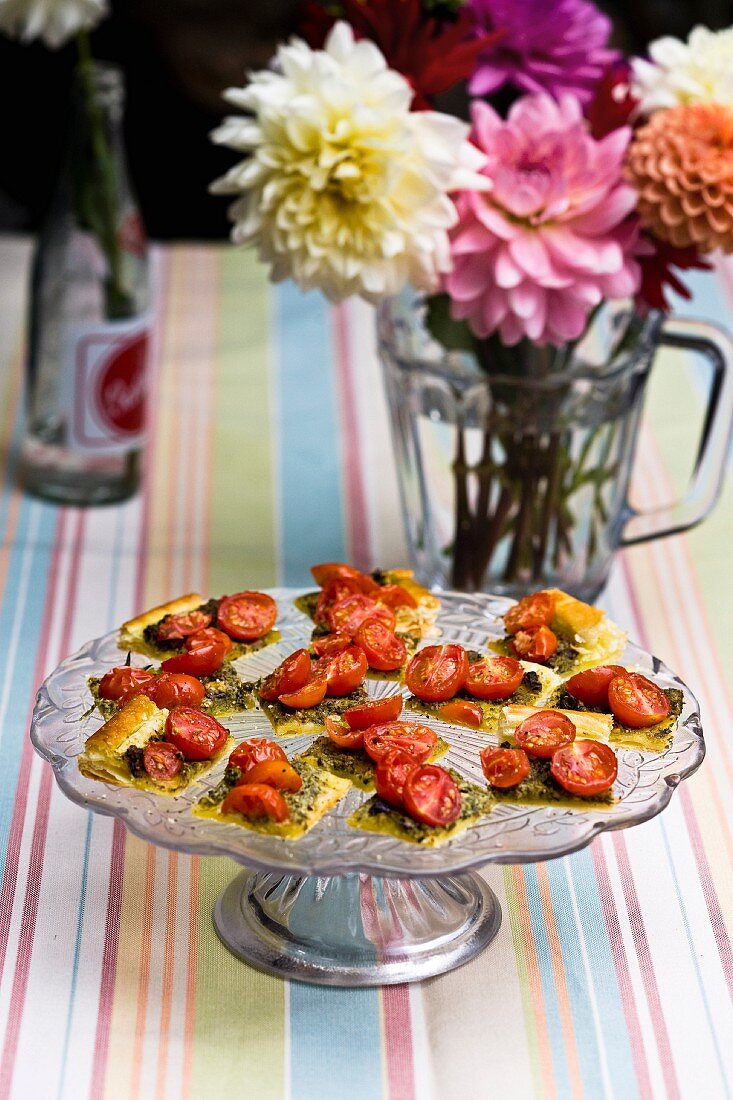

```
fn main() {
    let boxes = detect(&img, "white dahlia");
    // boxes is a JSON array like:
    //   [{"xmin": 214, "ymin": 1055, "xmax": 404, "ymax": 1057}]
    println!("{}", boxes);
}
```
[
  {"xmin": 631, "ymin": 25, "xmax": 733, "ymax": 115},
  {"xmin": 210, "ymin": 22, "xmax": 487, "ymax": 303},
  {"xmin": 0, "ymin": 0, "xmax": 107, "ymax": 47}
]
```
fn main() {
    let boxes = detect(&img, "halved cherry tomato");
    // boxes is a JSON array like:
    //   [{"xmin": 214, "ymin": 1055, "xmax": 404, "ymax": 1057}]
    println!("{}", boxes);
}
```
[
  {"xmin": 511, "ymin": 626, "xmax": 557, "ymax": 664},
  {"xmin": 343, "ymin": 695, "xmax": 403, "ymax": 730},
  {"xmin": 312, "ymin": 633, "xmax": 353, "ymax": 658},
  {"xmin": 375, "ymin": 584, "xmax": 417, "ymax": 610},
  {"xmin": 315, "ymin": 577, "xmax": 363, "ymax": 625},
  {"xmin": 437, "ymin": 699, "xmax": 483, "ymax": 727},
  {"xmin": 242, "ymin": 759, "xmax": 302, "ymax": 792},
  {"xmin": 99, "ymin": 666, "xmax": 156, "ymax": 702},
  {"xmin": 156, "ymin": 609, "xmax": 212, "ymax": 641},
  {"xmin": 503, "ymin": 592, "xmax": 555, "ymax": 635},
  {"xmin": 405, "ymin": 644, "xmax": 469, "ymax": 702},
  {"xmin": 142, "ymin": 741, "xmax": 183, "ymax": 781},
  {"xmin": 354, "ymin": 618, "xmax": 407, "ymax": 671},
  {"xmin": 551, "ymin": 739, "xmax": 618, "ymax": 797},
  {"xmin": 258, "ymin": 649, "xmax": 312, "ymax": 702},
  {"xmin": 144, "ymin": 672, "xmax": 205, "ymax": 709},
  {"xmin": 165, "ymin": 706, "xmax": 228, "ymax": 761},
  {"xmin": 607, "ymin": 673, "xmax": 671, "ymax": 728},
  {"xmin": 514, "ymin": 710, "xmax": 576, "ymax": 758},
  {"xmin": 325, "ymin": 715, "xmax": 364, "ymax": 749},
  {"xmin": 465, "ymin": 656, "xmax": 524, "ymax": 701},
  {"xmin": 222, "ymin": 783, "xmax": 289, "ymax": 822},
  {"xmin": 229, "ymin": 737, "xmax": 287, "ymax": 773},
  {"xmin": 311, "ymin": 563, "xmax": 379, "ymax": 594},
  {"xmin": 217, "ymin": 591, "xmax": 277, "ymax": 641},
  {"xmin": 161, "ymin": 627, "xmax": 233, "ymax": 677},
  {"xmin": 278, "ymin": 676, "xmax": 328, "ymax": 709},
  {"xmin": 374, "ymin": 749, "xmax": 420, "ymax": 807},
  {"xmin": 327, "ymin": 595, "xmax": 395, "ymax": 636},
  {"xmin": 565, "ymin": 665, "xmax": 627, "ymax": 708},
  {"xmin": 480, "ymin": 746, "xmax": 531, "ymax": 789},
  {"xmin": 403, "ymin": 765, "xmax": 461, "ymax": 826},
  {"xmin": 363, "ymin": 721, "xmax": 437, "ymax": 764},
  {"xmin": 326, "ymin": 645, "xmax": 368, "ymax": 696}
]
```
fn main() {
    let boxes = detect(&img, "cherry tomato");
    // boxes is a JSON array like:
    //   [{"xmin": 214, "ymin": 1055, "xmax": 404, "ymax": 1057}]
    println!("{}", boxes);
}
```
[
  {"xmin": 312, "ymin": 633, "xmax": 353, "ymax": 658},
  {"xmin": 311, "ymin": 563, "xmax": 379, "ymax": 594},
  {"xmin": 325, "ymin": 716, "xmax": 364, "ymax": 749},
  {"xmin": 258, "ymin": 649, "xmax": 312, "ymax": 702},
  {"xmin": 142, "ymin": 741, "xmax": 183, "ymax": 782},
  {"xmin": 565, "ymin": 665, "xmax": 627, "ymax": 708},
  {"xmin": 480, "ymin": 746, "xmax": 531, "ymax": 789},
  {"xmin": 217, "ymin": 591, "xmax": 277, "ymax": 641},
  {"xmin": 354, "ymin": 618, "xmax": 407, "ymax": 671},
  {"xmin": 511, "ymin": 626, "xmax": 557, "ymax": 664},
  {"xmin": 375, "ymin": 584, "xmax": 417, "ymax": 610},
  {"xmin": 165, "ymin": 706, "xmax": 228, "ymax": 761},
  {"xmin": 326, "ymin": 645, "xmax": 368, "ymax": 696},
  {"xmin": 607, "ymin": 673, "xmax": 671, "ymax": 728},
  {"xmin": 405, "ymin": 644, "xmax": 469, "ymax": 702},
  {"xmin": 403, "ymin": 765, "xmax": 461, "ymax": 826},
  {"xmin": 99, "ymin": 666, "xmax": 156, "ymax": 702},
  {"xmin": 374, "ymin": 749, "xmax": 420, "ymax": 807},
  {"xmin": 503, "ymin": 591, "xmax": 555, "ymax": 635},
  {"xmin": 465, "ymin": 656, "xmax": 524, "ymax": 701},
  {"xmin": 343, "ymin": 695, "xmax": 403, "ymax": 730},
  {"xmin": 514, "ymin": 710, "xmax": 576, "ymax": 758},
  {"xmin": 278, "ymin": 676, "xmax": 328, "ymax": 709},
  {"xmin": 437, "ymin": 699, "xmax": 483, "ymax": 727},
  {"xmin": 363, "ymin": 721, "xmax": 437, "ymax": 764},
  {"xmin": 551, "ymin": 740, "xmax": 618, "ymax": 797},
  {"xmin": 242, "ymin": 759, "xmax": 303, "ymax": 792},
  {"xmin": 156, "ymin": 609, "xmax": 212, "ymax": 641},
  {"xmin": 327, "ymin": 595, "xmax": 395, "ymax": 637},
  {"xmin": 144, "ymin": 673, "xmax": 205, "ymax": 710},
  {"xmin": 229, "ymin": 737, "xmax": 287, "ymax": 773},
  {"xmin": 222, "ymin": 783, "xmax": 289, "ymax": 822},
  {"xmin": 161, "ymin": 627, "xmax": 233, "ymax": 677},
  {"xmin": 315, "ymin": 577, "xmax": 363, "ymax": 625}
]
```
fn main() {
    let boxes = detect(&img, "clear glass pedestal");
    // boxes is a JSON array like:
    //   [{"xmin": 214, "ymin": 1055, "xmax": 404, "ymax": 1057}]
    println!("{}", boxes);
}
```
[{"xmin": 213, "ymin": 870, "xmax": 502, "ymax": 986}]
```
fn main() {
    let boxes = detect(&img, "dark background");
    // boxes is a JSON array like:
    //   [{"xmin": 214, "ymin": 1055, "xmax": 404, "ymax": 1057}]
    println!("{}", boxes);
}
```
[{"xmin": 1, "ymin": 0, "xmax": 732, "ymax": 239}]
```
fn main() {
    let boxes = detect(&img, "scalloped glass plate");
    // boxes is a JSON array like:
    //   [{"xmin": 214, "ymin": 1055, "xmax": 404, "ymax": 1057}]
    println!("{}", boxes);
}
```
[{"xmin": 31, "ymin": 588, "xmax": 704, "ymax": 877}]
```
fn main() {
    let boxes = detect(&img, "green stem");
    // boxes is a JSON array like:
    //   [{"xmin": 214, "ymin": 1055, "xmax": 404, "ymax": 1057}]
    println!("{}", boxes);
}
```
[{"xmin": 533, "ymin": 432, "xmax": 564, "ymax": 581}]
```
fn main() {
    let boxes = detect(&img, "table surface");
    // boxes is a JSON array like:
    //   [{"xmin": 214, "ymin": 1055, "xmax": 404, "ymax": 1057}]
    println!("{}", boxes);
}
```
[{"xmin": 0, "ymin": 235, "xmax": 731, "ymax": 1100}]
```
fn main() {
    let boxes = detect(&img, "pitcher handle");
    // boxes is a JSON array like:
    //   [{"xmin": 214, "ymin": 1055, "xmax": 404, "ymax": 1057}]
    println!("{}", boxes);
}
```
[{"xmin": 621, "ymin": 316, "xmax": 733, "ymax": 546}]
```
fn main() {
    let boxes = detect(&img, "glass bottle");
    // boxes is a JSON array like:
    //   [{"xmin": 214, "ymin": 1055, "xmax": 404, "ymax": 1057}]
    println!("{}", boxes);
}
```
[{"xmin": 21, "ymin": 61, "xmax": 150, "ymax": 505}]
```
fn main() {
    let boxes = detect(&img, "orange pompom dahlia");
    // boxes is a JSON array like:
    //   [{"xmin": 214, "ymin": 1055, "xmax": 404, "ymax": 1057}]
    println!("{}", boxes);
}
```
[{"xmin": 626, "ymin": 103, "xmax": 733, "ymax": 254}]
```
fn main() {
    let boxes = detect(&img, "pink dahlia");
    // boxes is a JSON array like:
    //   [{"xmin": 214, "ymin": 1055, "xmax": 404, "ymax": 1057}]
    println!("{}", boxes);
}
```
[
  {"xmin": 444, "ymin": 95, "xmax": 641, "ymax": 346},
  {"xmin": 469, "ymin": 0, "xmax": 618, "ymax": 105}
]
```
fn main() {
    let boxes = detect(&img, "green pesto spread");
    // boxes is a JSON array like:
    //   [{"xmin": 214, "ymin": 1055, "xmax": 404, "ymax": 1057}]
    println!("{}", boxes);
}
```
[
  {"xmin": 349, "ymin": 768, "xmax": 494, "ymax": 845},
  {"xmin": 550, "ymin": 685, "xmax": 684, "ymax": 750},
  {"xmin": 492, "ymin": 636, "xmax": 579, "ymax": 675},
  {"xmin": 492, "ymin": 742, "xmax": 615, "ymax": 808},
  {"xmin": 297, "ymin": 738, "xmax": 377, "ymax": 790},
  {"xmin": 197, "ymin": 760, "xmax": 334, "ymax": 828},
  {"xmin": 405, "ymin": 670, "xmax": 544, "ymax": 728},
  {"xmin": 200, "ymin": 664, "xmax": 256, "ymax": 715}
]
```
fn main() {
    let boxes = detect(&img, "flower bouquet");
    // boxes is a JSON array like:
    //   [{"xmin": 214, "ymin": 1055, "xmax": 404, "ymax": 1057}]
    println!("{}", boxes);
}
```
[{"xmin": 211, "ymin": 2, "xmax": 733, "ymax": 598}]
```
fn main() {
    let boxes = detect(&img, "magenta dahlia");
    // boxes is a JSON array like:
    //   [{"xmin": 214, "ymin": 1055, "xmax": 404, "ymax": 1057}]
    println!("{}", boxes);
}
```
[
  {"xmin": 469, "ymin": 0, "xmax": 618, "ymax": 104},
  {"xmin": 444, "ymin": 95, "xmax": 641, "ymax": 346}
]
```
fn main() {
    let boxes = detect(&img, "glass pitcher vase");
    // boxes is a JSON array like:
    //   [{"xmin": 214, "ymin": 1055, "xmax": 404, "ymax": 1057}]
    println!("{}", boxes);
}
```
[{"xmin": 377, "ymin": 292, "xmax": 733, "ymax": 602}]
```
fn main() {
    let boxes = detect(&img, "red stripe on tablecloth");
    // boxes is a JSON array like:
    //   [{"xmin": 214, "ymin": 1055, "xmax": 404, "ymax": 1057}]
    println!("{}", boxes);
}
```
[
  {"xmin": 0, "ymin": 508, "xmax": 66, "ymax": 984},
  {"xmin": 591, "ymin": 844, "xmax": 654, "ymax": 1100},
  {"xmin": 333, "ymin": 302, "xmax": 371, "ymax": 572},
  {"xmin": 88, "ymin": 820, "xmax": 126, "ymax": 1100},
  {"xmin": 0, "ymin": 510, "xmax": 86, "ymax": 1099}
]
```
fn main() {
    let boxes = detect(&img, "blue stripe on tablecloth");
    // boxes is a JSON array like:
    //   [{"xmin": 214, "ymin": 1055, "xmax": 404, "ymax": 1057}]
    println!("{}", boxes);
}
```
[
  {"xmin": 547, "ymin": 854, "xmax": 640, "ymax": 1100},
  {"xmin": 273, "ymin": 282, "xmax": 347, "ymax": 588},
  {"xmin": 272, "ymin": 283, "xmax": 384, "ymax": 1100}
]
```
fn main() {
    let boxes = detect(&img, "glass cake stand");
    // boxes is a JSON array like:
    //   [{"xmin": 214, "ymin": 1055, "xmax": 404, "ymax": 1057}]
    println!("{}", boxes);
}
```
[{"xmin": 30, "ymin": 589, "xmax": 704, "ymax": 986}]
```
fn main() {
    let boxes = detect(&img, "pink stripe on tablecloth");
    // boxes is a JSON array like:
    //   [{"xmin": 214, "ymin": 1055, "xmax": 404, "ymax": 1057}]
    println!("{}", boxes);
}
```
[
  {"xmin": 88, "ymin": 820, "xmax": 126, "ymax": 1100},
  {"xmin": 0, "ymin": 508, "xmax": 66, "ymax": 983},
  {"xmin": 0, "ymin": 509, "xmax": 86, "ymax": 1098},
  {"xmin": 591, "ymin": 844, "xmax": 654, "ymax": 1100},
  {"xmin": 333, "ymin": 302, "xmax": 371, "ymax": 572},
  {"xmin": 382, "ymin": 985, "xmax": 416, "ymax": 1100}
]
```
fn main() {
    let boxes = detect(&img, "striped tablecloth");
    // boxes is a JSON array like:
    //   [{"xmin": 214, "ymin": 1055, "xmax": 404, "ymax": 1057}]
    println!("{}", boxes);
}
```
[{"xmin": 0, "ymin": 236, "xmax": 731, "ymax": 1100}]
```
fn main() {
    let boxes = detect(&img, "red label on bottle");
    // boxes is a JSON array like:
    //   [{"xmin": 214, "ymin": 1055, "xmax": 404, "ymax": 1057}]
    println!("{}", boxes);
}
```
[{"xmin": 61, "ymin": 318, "xmax": 150, "ymax": 454}]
